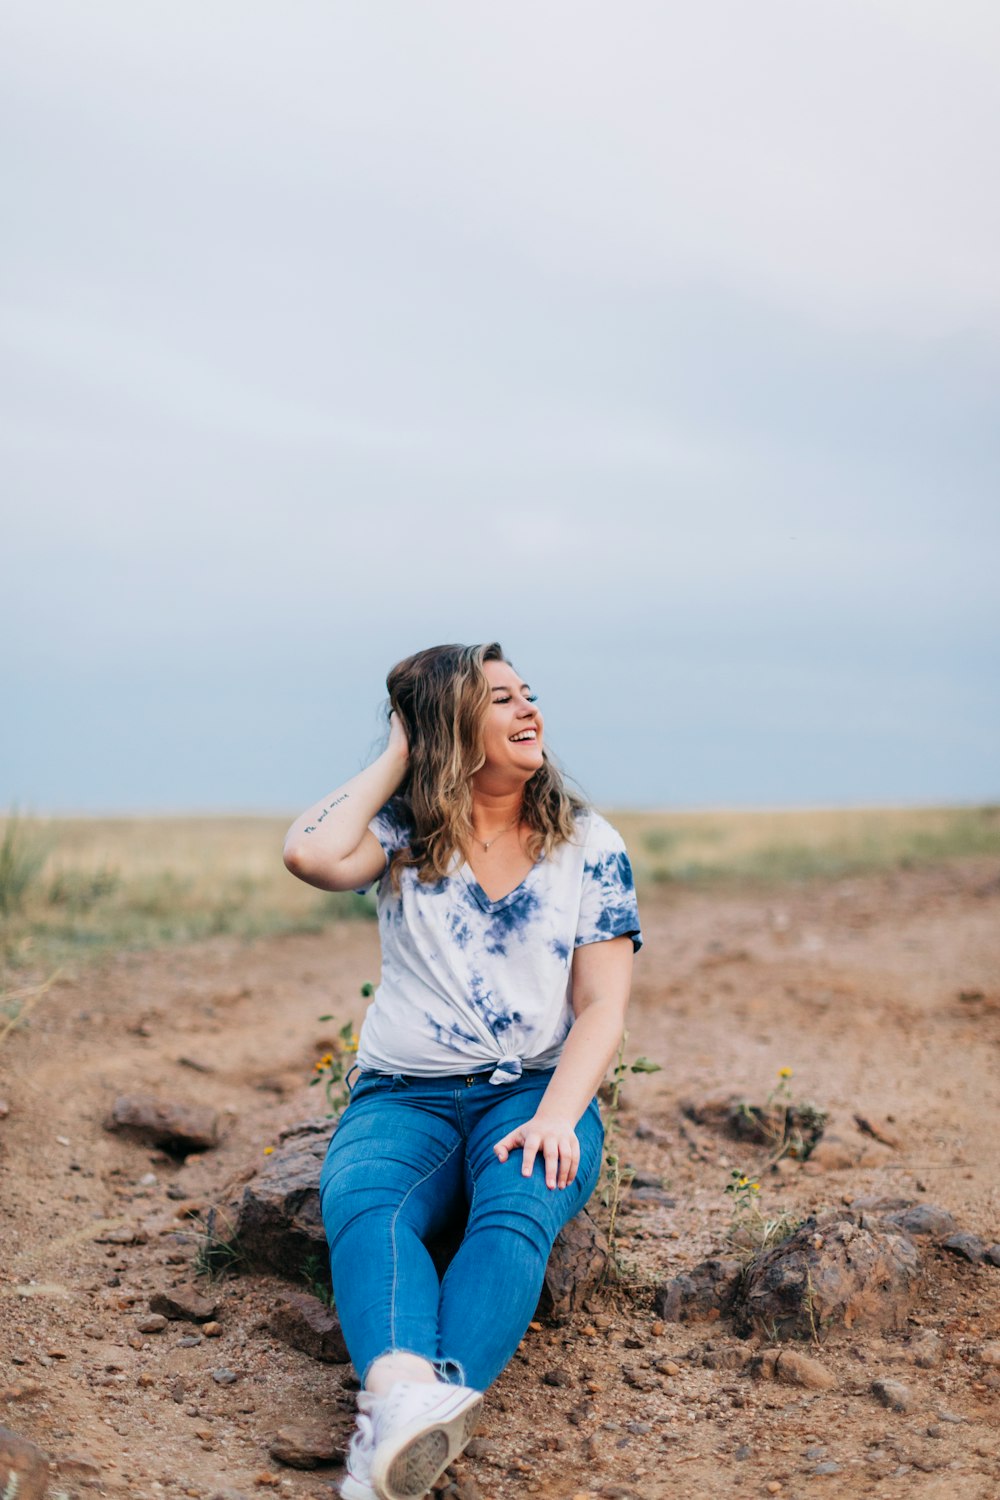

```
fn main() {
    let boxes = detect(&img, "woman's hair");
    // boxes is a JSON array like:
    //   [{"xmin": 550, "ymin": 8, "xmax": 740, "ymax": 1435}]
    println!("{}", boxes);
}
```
[{"xmin": 383, "ymin": 641, "xmax": 588, "ymax": 892}]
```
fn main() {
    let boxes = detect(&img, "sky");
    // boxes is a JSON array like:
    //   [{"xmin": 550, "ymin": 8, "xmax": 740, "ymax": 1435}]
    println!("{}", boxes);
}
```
[{"xmin": 3, "ymin": 1, "xmax": 999, "ymax": 813}]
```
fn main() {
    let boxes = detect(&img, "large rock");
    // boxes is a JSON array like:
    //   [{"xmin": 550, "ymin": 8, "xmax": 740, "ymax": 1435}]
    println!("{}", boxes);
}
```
[
  {"xmin": 0, "ymin": 1424, "xmax": 49, "ymax": 1500},
  {"xmin": 212, "ymin": 1119, "xmax": 609, "ymax": 1325},
  {"xmin": 653, "ymin": 1257, "xmax": 744, "ymax": 1324},
  {"xmin": 734, "ymin": 1211, "xmax": 921, "ymax": 1341},
  {"xmin": 269, "ymin": 1291, "xmax": 349, "ymax": 1363},
  {"xmin": 104, "ymin": 1093, "xmax": 220, "ymax": 1154}
]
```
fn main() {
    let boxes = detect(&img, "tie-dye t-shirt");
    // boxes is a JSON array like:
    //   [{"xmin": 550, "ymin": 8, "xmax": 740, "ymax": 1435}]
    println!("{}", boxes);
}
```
[{"xmin": 351, "ymin": 801, "xmax": 643, "ymax": 1084}]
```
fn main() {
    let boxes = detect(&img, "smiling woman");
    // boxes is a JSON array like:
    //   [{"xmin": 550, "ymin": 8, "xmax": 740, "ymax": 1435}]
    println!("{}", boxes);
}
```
[{"xmin": 282, "ymin": 641, "xmax": 642, "ymax": 1500}]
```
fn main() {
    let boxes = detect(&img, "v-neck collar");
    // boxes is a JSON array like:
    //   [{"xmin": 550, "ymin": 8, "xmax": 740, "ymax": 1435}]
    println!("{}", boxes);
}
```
[{"xmin": 459, "ymin": 853, "xmax": 546, "ymax": 912}]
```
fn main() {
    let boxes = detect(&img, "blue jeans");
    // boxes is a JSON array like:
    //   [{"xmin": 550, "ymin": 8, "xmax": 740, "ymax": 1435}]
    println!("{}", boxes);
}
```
[{"xmin": 318, "ymin": 1067, "xmax": 605, "ymax": 1392}]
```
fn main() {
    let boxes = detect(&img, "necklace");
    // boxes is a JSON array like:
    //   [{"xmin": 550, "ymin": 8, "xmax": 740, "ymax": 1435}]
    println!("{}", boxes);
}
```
[{"xmin": 473, "ymin": 815, "xmax": 521, "ymax": 851}]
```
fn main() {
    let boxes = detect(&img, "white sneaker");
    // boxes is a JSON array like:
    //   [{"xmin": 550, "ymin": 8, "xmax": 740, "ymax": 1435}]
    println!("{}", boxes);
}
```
[
  {"xmin": 347, "ymin": 1379, "xmax": 482, "ymax": 1500},
  {"xmin": 340, "ymin": 1391, "xmax": 379, "ymax": 1499}
]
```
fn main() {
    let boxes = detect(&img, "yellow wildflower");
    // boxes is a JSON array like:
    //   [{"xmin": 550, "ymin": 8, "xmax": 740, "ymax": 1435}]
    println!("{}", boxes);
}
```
[
  {"xmin": 749, "ymin": 1182, "xmax": 761, "ymax": 1192},
  {"xmin": 738, "ymin": 1176, "xmax": 749, "ymax": 1187},
  {"xmin": 778, "ymin": 1067, "xmax": 793, "ymax": 1079},
  {"xmin": 263, "ymin": 1146, "xmax": 274, "ymax": 1155}
]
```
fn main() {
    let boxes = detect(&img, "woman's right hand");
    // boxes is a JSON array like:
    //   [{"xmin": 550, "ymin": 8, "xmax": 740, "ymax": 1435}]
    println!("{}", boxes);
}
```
[{"xmin": 387, "ymin": 707, "xmax": 410, "ymax": 765}]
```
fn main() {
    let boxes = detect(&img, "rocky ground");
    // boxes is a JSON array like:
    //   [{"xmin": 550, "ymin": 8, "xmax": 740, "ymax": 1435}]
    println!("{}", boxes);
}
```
[{"xmin": 2, "ymin": 857, "xmax": 1000, "ymax": 1500}]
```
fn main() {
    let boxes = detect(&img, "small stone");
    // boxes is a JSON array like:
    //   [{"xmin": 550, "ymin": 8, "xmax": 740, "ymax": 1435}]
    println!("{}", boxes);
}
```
[
  {"xmin": 935, "ymin": 1409, "xmax": 965, "ymax": 1424},
  {"xmin": 650, "ymin": 1321, "xmax": 665, "ymax": 1336},
  {"xmin": 926, "ymin": 1425, "xmax": 946, "ymax": 1439},
  {"xmin": 542, "ymin": 1369, "xmax": 571, "ymax": 1387},
  {"xmin": 149, "ymin": 1283, "xmax": 219, "ymax": 1323},
  {"xmin": 883, "ymin": 1204, "xmax": 957, "ymax": 1239},
  {"xmin": 203, "ymin": 1321, "xmax": 222, "ymax": 1337},
  {"xmin": 979, "ymin": 1342, "xmax": 1000, "ymax": 1366},
  {"xmin": 211, "ymin": 1367, "xmax": 238, "ymax": 1385},
  {"xmin": 871, "ymin": 1378, "xmax": 912, "ymax": 1412},
  {"xmin": 253, "ymin": 1473, "xmax": 281, "ymax": 1487},
  {"xmin": 54, "ymin": 1455, "xmax": 102, "ymax": 1484},
  {"xmin": 137, "ymin": 1314, "xmax": 169, "ymax": 1334},
  {"xmin": 177, "ymin": 1335, "xmax": 202, "ymax": 1347},
  {"xmin": 268, "ymin": 1422, "xmax": 339, "ymax": 1468},
  {"xmin": 0, "ymin": 1099, "xmax": 9, "ymax": 1118},
  {"xmin": 909, "ymin": 1330, "xmax": 943, "ymax": 1368},
  {"xmin": 734, "ymin": 1444, "xmax": 751, "ymax": 1460},
  {"xmin": 104, "ymin": 1093, "xmax": 220, "ymax": 1154},
  {"xmin": 941, "ymin": 1232, "xmax": 986, "ymax": 1263},
  {"xmin": 813, "ymin": 1462, "xmax": 841, "ymax": 1475},
  {"xmin": 984, "ymin": 1244, "xmax": 1000, "ymax": 1267},
  {"xmin": 766, "ymin": 1484, "xmax": 782, "ymax": 1495},
  {"xmin": 772, "ymin": 1350, "xmax": 835, "ymax": 1390},
  {"xmin": 269, "ymin": 1292, "xmax": 348, "ymax": 1364}
]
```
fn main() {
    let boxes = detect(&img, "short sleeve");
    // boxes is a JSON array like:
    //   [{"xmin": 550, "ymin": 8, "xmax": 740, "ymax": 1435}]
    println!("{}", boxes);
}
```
[
  {"xmin": 574, "ymin": 815, "xmax": 643, "ymax": 953},
  {"xmin": 352, "ymin": 798, "xmax": 412, "ymax": 895}
]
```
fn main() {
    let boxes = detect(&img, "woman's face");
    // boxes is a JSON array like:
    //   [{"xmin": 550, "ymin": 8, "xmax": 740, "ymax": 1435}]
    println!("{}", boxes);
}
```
[{"xmin": 479, "ymin": 659, "xmax": 544, "ymax": 780}]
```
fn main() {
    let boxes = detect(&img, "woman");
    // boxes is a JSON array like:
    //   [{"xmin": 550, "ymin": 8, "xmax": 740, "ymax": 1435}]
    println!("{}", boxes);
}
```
[{"xmin": 283, "ymin": 642, "xmax": 642, "ymax": 1500}]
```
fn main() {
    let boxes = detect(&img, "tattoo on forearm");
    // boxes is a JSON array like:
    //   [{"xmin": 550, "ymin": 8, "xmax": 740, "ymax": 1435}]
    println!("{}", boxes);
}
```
[{"xmin": 304, "ymin": 793, "xmax": 349, "ymax": 833}]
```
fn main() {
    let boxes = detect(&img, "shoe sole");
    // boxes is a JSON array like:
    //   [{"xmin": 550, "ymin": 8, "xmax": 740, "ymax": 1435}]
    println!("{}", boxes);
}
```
[{"xmin": 370, "ymin": 1388, "xmax": 483, "ymax": 1500}]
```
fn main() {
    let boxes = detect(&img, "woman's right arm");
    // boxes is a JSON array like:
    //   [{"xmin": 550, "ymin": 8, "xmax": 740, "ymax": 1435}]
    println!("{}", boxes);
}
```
[{"xmin": 282, "ymin": 713, "xmax": 409, "ymax": 893}]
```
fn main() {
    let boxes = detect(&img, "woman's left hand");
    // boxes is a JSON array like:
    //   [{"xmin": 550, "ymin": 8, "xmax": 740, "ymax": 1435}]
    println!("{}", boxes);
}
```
[{"xmin": 492, "ymin": 1114, "xmax": 580, "ymax": 1189}]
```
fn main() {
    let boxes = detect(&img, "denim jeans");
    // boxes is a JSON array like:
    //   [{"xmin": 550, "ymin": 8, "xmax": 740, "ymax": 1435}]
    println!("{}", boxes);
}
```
[{"xmin": 318, "ymin": 1066, "xmax": 605, "ymax": 1392}]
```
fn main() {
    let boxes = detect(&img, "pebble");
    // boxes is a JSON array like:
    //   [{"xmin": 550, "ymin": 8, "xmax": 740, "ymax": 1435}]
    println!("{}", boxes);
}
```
[
  {"xmin": 203, "ymin": 1321, "xmax": 222, "ymax": 1338},
  {"xmin": 813, "ymin": 1462, "xmax": 841, "ymax": 1475},
  {"xmin": 211, "ymin": 1367, "xmax": 238, "ymax": 1385},
  {"xmin": 979, "ymin": 1342, "xmax": 1000, "ymax": 1367},
  {"xmin": 871, "ymin": 1378, "xmax": 912, "ymax": 1412},
  {"xmin": 137, "ymin": 1315, "xmax": 168, "ymax": 1334}
]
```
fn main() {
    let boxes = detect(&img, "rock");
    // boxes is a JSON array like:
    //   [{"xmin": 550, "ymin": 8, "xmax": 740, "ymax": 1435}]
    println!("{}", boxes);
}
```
[
  {"xmin": 882, "ymin": 1205, "xmax": 958, "ymax": 1239},
  {"xmin": 750, "ymin": 1349, "xmax": 835, "ymax": 1389},
  {"xmin": 871, "ymin": 1378, "xmax": 912, "ymax": 1412},
  {"xmin": 0, "ymin": 1423, "xmax": 50, "ymax": 1500},
  {"xmin": 54, "ymin": 1454, "xmax": 102, "ymax": 1484},
  {"xmin": 149, "ymin": 1284, "xmax": 219, "ymax": 1322},
  {"xmin": 542, "ymin": 1369, "xmax": 571, "ymax": 1387},
  {"xmin": 680, "ymin": 1095, "xmax": 827, "ymax": 1156},
  {"xmin": 211, "ymin": 1367, "xmax": 238, "ymax": 1384},
  {"xmin": 215, "ymin": 1126, "xmax": 608, "ymax": 1323},
  {"xmin": 137, "ymin": 1314, "xmax": 169, "ymax": 1334},
  {"xmin": 735, "ymin": 1211, "xmax": 920, "ymax": 1342},
  {"xmin": 0, "ymin": 1099, "xmax": 9, "ymax": 1118},
  {"xmin": 979, "ymin": 1342, "xmax": 1000, "ymax": 1366},
  {"xmin": 536, "ymin": 1209, "xmax": 610, "ymax": 1321},
  {"xmin": 653, "ymin": 1257, "xmax": 744, "ymax": 1324},
  {"xmin": 268, "ymin": 1422, "xmax": 339, "ymax": 1468},
  {"xmin": 909, "ymin": 1330, "xmax": 944, "ymax": 1368},
  {"xmin": 985, "ymin": 1244, "xmax": 1000, "ymax": 1267},
  {"xmin": 105, "ymin": 1094, "xmax": 220, "ymax": 1154},
  {"xmin": 269, "ymin": 1292, "xmax": 349, "ymax": 1363},
  {"xmin": 813, "ymin": 1461, "xmax": 842, "ymax": 1475},
  {"xmin": 941, "ymin": 1232, "xmax": 986, "ymax": 1262},
  {"xmin": 802, "ymin": 1135, "xmax": 863, "ymax": 1172},
  {"xmin": 853, "ymin": 1112, "xmax": 902, "ymax": 1149}
]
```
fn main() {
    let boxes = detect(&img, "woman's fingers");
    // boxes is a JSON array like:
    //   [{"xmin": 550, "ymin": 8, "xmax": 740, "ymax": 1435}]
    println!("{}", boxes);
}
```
[{"xmin": 494, "ymin": 1120, "xmax": 580, "ymax": 1190}]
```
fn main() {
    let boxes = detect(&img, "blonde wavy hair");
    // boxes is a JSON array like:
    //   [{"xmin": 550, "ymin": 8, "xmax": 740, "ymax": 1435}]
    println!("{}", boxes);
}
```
[{"xmin": 382, "ymin": 641, "xmax": 588, "ymax": 893}]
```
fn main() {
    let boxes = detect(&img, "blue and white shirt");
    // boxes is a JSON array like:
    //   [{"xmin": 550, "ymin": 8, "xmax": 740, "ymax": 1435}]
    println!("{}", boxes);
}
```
[{"xmin": 352, "ymin": 801, "xmax": 643, "ymax": 1084}]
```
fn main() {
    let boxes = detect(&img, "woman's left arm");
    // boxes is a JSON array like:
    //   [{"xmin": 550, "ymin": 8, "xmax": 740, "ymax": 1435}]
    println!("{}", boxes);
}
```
[{"xmin": 492, "ymin": 935, "xmax": 633, "ymax": 1190}]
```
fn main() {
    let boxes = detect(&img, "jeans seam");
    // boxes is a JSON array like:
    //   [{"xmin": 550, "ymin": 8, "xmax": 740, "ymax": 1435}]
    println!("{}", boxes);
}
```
[{"xmin": 389, "ymin": 1136, "xmax": 463, "ymax": 1355}]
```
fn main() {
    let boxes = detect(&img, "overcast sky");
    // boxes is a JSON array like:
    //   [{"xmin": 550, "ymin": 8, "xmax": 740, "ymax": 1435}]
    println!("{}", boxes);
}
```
[{"xmin": 3, "ymin": 1, "xmax": 998, "ymax": 812}]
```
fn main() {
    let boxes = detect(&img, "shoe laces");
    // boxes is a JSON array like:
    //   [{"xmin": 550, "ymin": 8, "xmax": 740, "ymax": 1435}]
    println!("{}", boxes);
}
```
[{"xmin": 345, "ymin": 1396, "xmax": 379, "ymax": 1482}]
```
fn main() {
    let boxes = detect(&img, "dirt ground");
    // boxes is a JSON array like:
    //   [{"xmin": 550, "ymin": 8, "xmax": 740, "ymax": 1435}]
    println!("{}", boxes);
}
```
[{"xmin": 2, "ymin": 857, "xmax": 1000, "ymax": 1500}]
